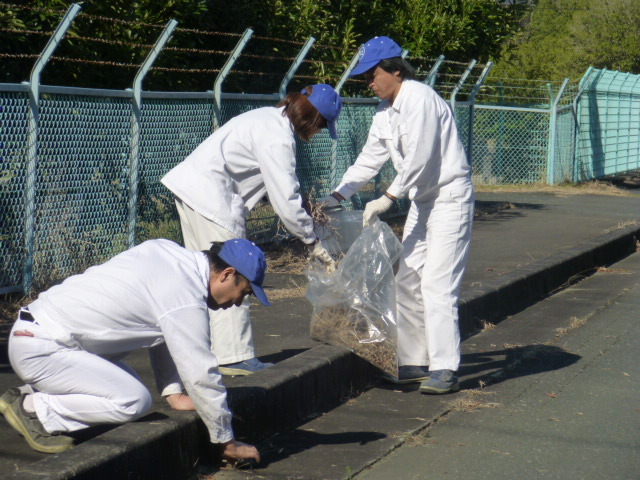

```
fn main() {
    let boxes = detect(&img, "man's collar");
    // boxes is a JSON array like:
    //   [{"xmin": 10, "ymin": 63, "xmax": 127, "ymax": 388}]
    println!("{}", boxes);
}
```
[{"xmin": 390, "ymin": 80, "xmax": 409, "ymax": 112}]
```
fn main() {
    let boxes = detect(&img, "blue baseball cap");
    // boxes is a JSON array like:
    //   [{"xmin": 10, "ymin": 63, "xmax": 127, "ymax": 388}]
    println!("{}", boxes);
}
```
[
  {"xmin": 350, "ymin": 36, "xmax": 403, "ymax": 77},
  {"xmin": 219, "ymin": 239, "xmax": 270, "ymax": 306},
  {"xmin": 303, "ymin": 84, "xmax": 342, "ymax": 139}
]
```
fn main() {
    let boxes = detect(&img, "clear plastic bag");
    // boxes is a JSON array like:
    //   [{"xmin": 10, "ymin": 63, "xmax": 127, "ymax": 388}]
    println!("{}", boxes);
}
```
[
  {"xmin": 306, "ymin": 219, "xmax": 403, "ymax": 376},
  {"xmin": 313, "ymin": 209, "xmax": 364, "ymax": 257}
]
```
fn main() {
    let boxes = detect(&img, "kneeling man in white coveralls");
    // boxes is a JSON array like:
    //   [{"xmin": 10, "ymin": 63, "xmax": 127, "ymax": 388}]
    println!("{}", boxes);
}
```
[{"xmin": 0, "ymin": 238, "xmax": 265, "ymax": 462}]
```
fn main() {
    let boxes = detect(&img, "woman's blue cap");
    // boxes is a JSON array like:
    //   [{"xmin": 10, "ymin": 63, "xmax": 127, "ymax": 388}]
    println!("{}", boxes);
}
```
[
  {"xmin": 302, "ymin": 84, "xmax": 342, "ymax": 139},
  {"xmin": 350, "ymin": 36, "xmax": 403, "ymax": 77},
  {"xmin": 219, "ymin": 239, "xmax": 270, "ymax": 306}
]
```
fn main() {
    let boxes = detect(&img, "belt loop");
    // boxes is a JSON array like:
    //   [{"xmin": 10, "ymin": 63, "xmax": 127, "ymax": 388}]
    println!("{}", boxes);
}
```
[{"xmin": 19, "ymin": 309, "xmax": 35, "ymax": 322}]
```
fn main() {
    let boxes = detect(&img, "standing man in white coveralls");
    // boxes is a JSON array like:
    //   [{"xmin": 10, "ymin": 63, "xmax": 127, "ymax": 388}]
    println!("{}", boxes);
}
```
[
  {"xmin": 322, "ymin": 37, "xmax": 474, "ymax": 394},
  {"xmin": 162, "ymin": 84, "xmax": 341, "ymax": 376},
  {"xmin": 0, "ymin": 238, "xmax": 266, "ymax": 461}
]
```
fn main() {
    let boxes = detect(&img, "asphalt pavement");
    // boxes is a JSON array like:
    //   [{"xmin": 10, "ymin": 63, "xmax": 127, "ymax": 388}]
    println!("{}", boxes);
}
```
[{"xmin": 1, "ymin": 190, "xmax": 640, "ymax": 479}]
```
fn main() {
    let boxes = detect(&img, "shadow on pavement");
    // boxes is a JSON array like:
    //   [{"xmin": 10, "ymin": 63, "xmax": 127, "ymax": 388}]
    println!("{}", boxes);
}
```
[
  {"xmin": 253, "ymin": 429, "xmax": 387, "ymax": 468},
  {"xmin": 459, "ymin": 344, "xmax": 581, "ymax": 389}
]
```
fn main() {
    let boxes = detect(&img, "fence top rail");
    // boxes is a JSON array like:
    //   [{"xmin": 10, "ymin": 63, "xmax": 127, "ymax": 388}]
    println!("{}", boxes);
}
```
[
  {"xmin": 474, "ymin": 104, "xmax": 551, "ymax": 113},
  {"xmin": 0, "ymin": 82, "xmax": 29, "ymax": 92},
  {"xmin": 0, "ymin": 83, "xmax": 384, "ymax": 104}
]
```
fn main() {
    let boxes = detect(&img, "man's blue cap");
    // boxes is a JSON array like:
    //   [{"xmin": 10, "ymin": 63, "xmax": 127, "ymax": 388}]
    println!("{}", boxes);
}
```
[
  {"xmin": 350, "ymin": 36, "xmax": 403, "ymax": 77},
  {"xmin": 219, "ymin": 239, "xmax": 270, "ymax": 306},
  {"xmin": 303, "ymin": 84, "xmax": 342, "ymax": 139}
]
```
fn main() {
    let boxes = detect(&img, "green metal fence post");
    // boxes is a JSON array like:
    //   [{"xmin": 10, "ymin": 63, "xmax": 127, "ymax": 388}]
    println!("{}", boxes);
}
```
[
  {"xmin": 335, "ymin": 45, "xmax": 363, "ymax": 94},
  {"xmin": 212, "ymin": 28, "xmax": 253, "ymax": 131},
  {"xmin": 425, "ymin": 55, "xmax": 445, "ymax": 87},
  {"xmin": 450, "ymin": 60, "xmax": 477, "ymax": 117},
  {"xmin": 546, "ymin": 78, "xmax": 570, "ymax": 184},
  {"xmin": 279, "ymin": 37, "xmax": 315, "ymax": 100},
  {"xmin": 331, "ymin": 46, "xmax": 363, "ymax": 193},
  {"xmin": 572, "ymin": 67, "xmax": 595, "ymax": 181},
  {"xmin": 497, "ymin": 81, "xmax": 505, "ymax": 173},
  {"xmin": 23, "ymin": 3, "xmax": 81, "ymax": 293},
  {"xmin": 466, "ymin": 62, "xmax": 493, "ymax": 166},
  {"xmin": 128, "ymin": 19, "xmax": 177, "ymax": 249}
]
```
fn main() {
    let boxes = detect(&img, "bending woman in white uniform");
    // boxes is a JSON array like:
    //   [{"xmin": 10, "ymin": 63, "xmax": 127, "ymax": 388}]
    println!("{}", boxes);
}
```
[
  {"xmin": 323, "ymin": 37, "xmax": 474, "ymax": 394},
  {"xmin": 162, "ymin": 84, "xmax": 341, "ymax": 376}
]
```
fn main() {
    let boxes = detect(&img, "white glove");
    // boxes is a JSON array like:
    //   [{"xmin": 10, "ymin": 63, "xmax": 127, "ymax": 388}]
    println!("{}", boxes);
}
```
[
  {"xmin": 309, "ymin": 241, "xmax": 336, "ymax": 272},
  {"xmin": 319, "ymin": 194, "xmax": 340, "ymax": 208},
  {"xmin": 363, "ymin": 195, "xmax": 394, "ymax": 227}
]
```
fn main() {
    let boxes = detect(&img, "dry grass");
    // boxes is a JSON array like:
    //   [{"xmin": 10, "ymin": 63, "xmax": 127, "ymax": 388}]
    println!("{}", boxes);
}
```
[
  {"xmin": 479, "ymin": 319, "xmax": 496, "ymax": 331},
  {"xmin": 555, "ymin": 315, "xmax": 588, "ymax": 336},
  {"xmin": 604, "ymin": 220, "xmax": 640, "ymax": 233},
  {"xmin": 448, "ymin": 388, "xmax": 502, "ymax": 412},
  {"xmin": 475, "ymin": 180, "xmax": 639, "ymax": 197},
  {"xmin": 264, "ymin": 242, "xmax": 310, "ymax": 274},
  {"xmin": 267, "ymin": 285, "xmax": 307, "ymax": 300},
  {"xmin": 310, "ymin": 306, "xmax": 398, "ymax": 377}
]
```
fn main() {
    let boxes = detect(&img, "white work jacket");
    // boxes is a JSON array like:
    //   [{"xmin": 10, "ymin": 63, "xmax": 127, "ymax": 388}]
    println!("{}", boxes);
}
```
[
  {"xmin": 334, "ymin": 80, "xmax": 471, "ymax": 202},
  {"xmin": 28, "ymin": 239, "xmax": 234, "ymax": 443},
  {"xmin": 162, "ymin": 106, "xmax": 316, "ymax": 244}
]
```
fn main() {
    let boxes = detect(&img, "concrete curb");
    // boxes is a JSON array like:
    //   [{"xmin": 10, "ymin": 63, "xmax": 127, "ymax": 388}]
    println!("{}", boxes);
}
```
[
  {"xmin": 459, "ymin": 223, "xmax": 640, "ymax": 333},
  {"xmin": 6, "ymin": 224, "xmax": 640, "ymax": 480}
]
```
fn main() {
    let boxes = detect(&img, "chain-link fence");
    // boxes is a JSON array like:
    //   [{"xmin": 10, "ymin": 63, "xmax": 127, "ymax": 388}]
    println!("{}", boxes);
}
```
[
  {"xmin": 0, "ymin": 80, "xmax": 568, "ymax": 295},
  {"xmin": 1, "ymin": 3, "xmax": 638, "ymax": 295}
]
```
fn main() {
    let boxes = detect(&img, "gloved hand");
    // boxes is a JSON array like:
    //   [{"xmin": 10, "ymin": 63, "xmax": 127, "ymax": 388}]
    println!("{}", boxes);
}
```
[
  {"xmin": 363, "ymin": 195, "xmax": 394, "ymax": 227},
  {"xmin": 308, "ymin": 241, "xmax": 336, "ymax": 272},
  {"xmin": 318, "ymin": 194, "xmax": 341, "ymax": 208}
]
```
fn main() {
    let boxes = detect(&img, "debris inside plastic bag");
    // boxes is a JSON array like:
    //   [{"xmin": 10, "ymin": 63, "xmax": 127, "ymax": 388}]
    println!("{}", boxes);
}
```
[
  {"xmin": 306, "ymin": 219, "xmax": 403, "ymax": 377},
  {"xmin": 313, "ymin": 209, "xmax": 364, "ymax": 257}
]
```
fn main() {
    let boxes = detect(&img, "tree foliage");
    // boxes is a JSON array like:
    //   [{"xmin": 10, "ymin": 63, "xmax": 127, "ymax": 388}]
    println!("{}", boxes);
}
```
[
  {"xmin": 493, "ymin": 0, "xmax": 640, "ymax": 81},
  {"xmin": 0, "ymin": 0, "xmax": 526, "ymax": 90}
]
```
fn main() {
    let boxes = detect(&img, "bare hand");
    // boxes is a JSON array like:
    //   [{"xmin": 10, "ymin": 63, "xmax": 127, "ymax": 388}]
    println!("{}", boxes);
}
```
[
  {"xmin": 165, "ymin": 393, "xmax": 196, "ymax": 411},
  {"xmin": 222, "ymin": 439, "xmax": 261, "ymax": 464}
]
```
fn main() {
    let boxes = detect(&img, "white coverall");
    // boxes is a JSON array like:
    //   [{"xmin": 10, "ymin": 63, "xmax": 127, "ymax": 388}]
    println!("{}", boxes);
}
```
[
  {"xmin": 334, "ymin": 80, "xmax": 474, "ymax": 372},
  {"xmin": 8, "ymin": 239, "xmax": 234, "ymax": 443},
  {"xmin": 162, "ymin": 106, "xmax": 316, "ymax": 365}
]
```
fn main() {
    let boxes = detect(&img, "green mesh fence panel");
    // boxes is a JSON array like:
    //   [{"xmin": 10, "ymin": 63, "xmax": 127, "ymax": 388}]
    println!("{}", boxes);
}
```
[
  {"xmin": 471, "ymin": 106, "xmax": 549, "ymax": 185},
  {"xmin": 32, "ymin": 90, "xmax": 131, "ymax": 289},
  {"xmin": 0, "ymin": 89, "xmax": 28, "ymax": 293},
  {"xmin": 137, "ymin": 95, "xmax": 215, "ymax": 245},
  {"xmin": 4, "ymin": 67, "xmax": 640, "ymax": 294},
  {"xmin": 552, "ymin": 106, "xmax": 576, "ymax": 183},
  {"xmin": 576, "ymin": 69, "xmax": 640, "ymax": 181},
  {"xmin": 221, "ymin": 97, "xmax": 277, "ymax": 125}
]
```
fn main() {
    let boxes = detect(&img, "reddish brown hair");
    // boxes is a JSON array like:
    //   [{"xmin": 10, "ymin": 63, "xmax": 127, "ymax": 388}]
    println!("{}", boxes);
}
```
[{"xmin": 277, "ymin": 86, "xmax": 327, "ymax": 142}]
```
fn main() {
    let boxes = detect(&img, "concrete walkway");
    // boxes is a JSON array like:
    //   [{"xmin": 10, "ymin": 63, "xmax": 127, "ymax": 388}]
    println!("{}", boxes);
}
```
[
  {"xmin": 212, "ymin": 240, "xmax": 640, "ymax": 480},
  {"xmin": 1, "ymin": 191, "xmax": 640, "ymax": 479},
  {"xmin": 355, "ymin": 252, "xmax": 640, "ymax": 480}
]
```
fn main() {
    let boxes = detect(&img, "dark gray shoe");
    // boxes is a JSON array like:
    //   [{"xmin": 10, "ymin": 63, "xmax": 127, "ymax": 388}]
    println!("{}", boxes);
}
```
[
  {"xmin": 383, "ymin": 365, "xmax": 430, "ymax": 384},
  {"xmin": 0, "ymin": 390, "xmax": 74, "ymax": 454},
  {"xmin": 419, "ymin": 369, "xmax": 460, "ymax": 394}
]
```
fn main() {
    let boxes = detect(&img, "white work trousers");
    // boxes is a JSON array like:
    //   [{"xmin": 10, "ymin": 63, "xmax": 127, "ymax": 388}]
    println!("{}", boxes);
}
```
[
  {"xmin": 175, "ymin": 198, "xmax": 254, "ymax": 365},
  {"xmin": 8, "ymin": 319, "xmax": 152, "ymax": 434},
  {"xmin": 395, "ymin": 184, "xmax": 474, "ymax": 371}
]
